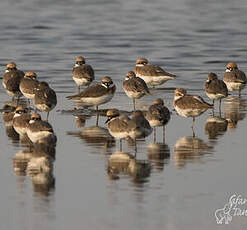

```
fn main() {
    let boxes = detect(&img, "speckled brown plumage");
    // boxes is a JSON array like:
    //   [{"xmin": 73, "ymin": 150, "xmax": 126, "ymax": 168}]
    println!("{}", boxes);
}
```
[
  {"xmin": 146, "ymin": 98, "xmax": 170, "ymax": 126},
  {"xmin": 72, "ymin": 64, "xmax": 94, "ymax": 82},
  {"xmin": 34, "ymin": 82, "xmax": 57, "ymax": 112},
  {"xmin": 123, "ymin": 71, "xmax": 150, "ymax": 98},
  {"xmin": 20, "ymin": 72, "xmax": 39, "ymax": 98},
  {"xmin": 175, "ymin": 94, "xmax": 213, "ymax": 110},
  {"xmin": 224, "ymin": 69, "xmax": 246, "ymax": 83},
  {"xmin": 205, "ymin": 73, "xmax": 228, "ymax": 97}
]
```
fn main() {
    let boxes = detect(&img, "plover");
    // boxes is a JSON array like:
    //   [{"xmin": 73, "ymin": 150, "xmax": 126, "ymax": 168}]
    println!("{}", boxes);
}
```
[
  {"xmin": 34, "ymin": 82, "xmax": 57, "ymax": 120},
  {"xmin": 27, "ymin": 113, "xmax": 56, "ymax": 144},
  {"xmin": 2, "ymin": 62, "xmax": 24, "ymax": 100},
  {"xmin": 72, "ymin": 56, "xmax": 95, "ymax": 92},
  {"xmin": 223, "ymin": 62, "xmax": 247, "ymax": 96},
  {"xmin": 13, "ymin": 106, "xmax": 31, "ymax": 136},
  {"xmin": 146, "ymin": 98, "xmax": 170, "ymax": 142},
  {"xmin": 205, "ymin": 72, "xmax": 228, "ymax": 112},
  {"xmin": 67, "ymin": 76, "xmax": 116, "ymax": 110},
  {"xmin": 123, "ymin": 71, "xmax": 150, "ymax": 110},
  {"xmin": 2, "ymin": 62, "xmax": 24, "ymax": 89},
  {"xmin": 135, "ymin": 58, "xmax": 176, "ymax": 87},
  {"xmin": 105, "ymin": 109, "xmax": 130, "ymax": 151},
  {"xmin": 2, "ymin": 104, "xmax": 20, "ymax": 141},
  {"xmin": 174, "ymin": 88, "xmax": 213, "ymax": 136},
  {"xmin": 20, "ymin": 71, "xmax": 39, "ymax": 104},
  {"xmin": 2, "ymin": 104, "xmax": 16, "ymax": 126},
  {"xmin": 128, "ymin": 110, "xmax": 153, "ymax": 140}
]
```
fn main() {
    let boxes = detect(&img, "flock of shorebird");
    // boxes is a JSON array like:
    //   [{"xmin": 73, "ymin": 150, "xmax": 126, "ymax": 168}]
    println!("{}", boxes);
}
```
[{"xmin": 1, "ymin": 57, "xmax": 247, "ymax": 149}]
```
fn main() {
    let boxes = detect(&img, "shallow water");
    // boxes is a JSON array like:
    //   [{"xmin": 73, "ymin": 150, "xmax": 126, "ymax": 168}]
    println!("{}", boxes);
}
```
[{"xmin": 1, "ymin": 0, "xmax": 247, "ymax": 229}]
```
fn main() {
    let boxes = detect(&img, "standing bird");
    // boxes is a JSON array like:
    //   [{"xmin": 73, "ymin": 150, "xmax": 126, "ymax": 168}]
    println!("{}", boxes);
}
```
[
  {"xmin": 174, "ymin": 88, "xmax": 213, "ymax": 137},
  {"xmin": 205, "ymin": 73, "xmax": 228, "ymax": 113},
  {"xmin": 2, "ymin": 62, "xmax": 24, "ymax": 101},
  {"xmin": 105, "ymin": 109, "xmax": 130, "ymax": 151},
  {"xmin": 135, "ymin": 58, "xmax": 176, "ymax": 87},
  {"xmin": 67, "ymin": 76, "xmax": 116, "ymax": 110},
  {"xmin": 34, "ymin": 82, "xmax": 57, "ymax": 121},
  {"xmin": 72, "ymin": 56, "xmax": 94, "ymax": 92},
  {"xmin": 146, "ymin": 98, "xmax": 170, "ymax": 142},
  {"xmin": 223, "ymin": 62, "xmax": 246, "ymax": 97},
  {"xmin": 27, "ymin": 113, "xmax": 56, "ymax": 144},
  {"xmin": 20, "ymin": 71, "xmax": 39, "ymax": 106},
  {"xmin": 123, "ymin": 71, "xmax": 150, "ymax": 110},
  {"xmin": 13, "ymin": 106, "xmax": 31, "ymax": 136},
  {"xmin": 67, "ymin": 77, "xmax": 116, "ymax": 125},
  {"xmin": 128, "ymin": 110, "xmax": 153, "ymax": 140}
]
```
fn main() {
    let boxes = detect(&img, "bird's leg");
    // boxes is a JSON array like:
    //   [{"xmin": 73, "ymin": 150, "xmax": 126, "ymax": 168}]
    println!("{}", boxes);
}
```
[
  {"xmin": 96, "ymin": 112, "xmax": 99, "ymax": 126},
  {"xmin": 120, "ymin": 139, "xmax": 122, "ymax": 152},
  {"xmin": 77, "ymin": 86, "xmax": 80, "ymax": 93},
  {"xmin": 154, "ymin": 127, "xmax": 156, "ymax": 143},
  {"xmin": 46, "ymin": 111, "xmax": 50, "ymax": 121},
  {"xmin": 163, "ymin": 126, "xmax": 166, "ymax": 143},
  {"xmin": 239, "ymin": 89, "xmax": 241, "ymax": 97},
  {"xmin": 134, "ymin": 139, "xmax": 137, "ymax": 158},
  {"xmin": 219, "ymin": 99, "xmax": 222, "ymax": 118},
  {"xmin": 192, "ymin": 117, "xmax": 195, "ymax": 137},
  {"xmin": 133, "ymin": 98, "xmax": 136, "ymax": 111}
]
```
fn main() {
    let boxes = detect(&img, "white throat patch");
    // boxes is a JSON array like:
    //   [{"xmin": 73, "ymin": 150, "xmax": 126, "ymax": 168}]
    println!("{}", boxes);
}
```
[
  {"xmin": 14, "ymin": 113, "xmax": 21, "ymax": 118},
  {"xmin": 101, "ymin": 83, "xmax": 108, "ymax": 88}
]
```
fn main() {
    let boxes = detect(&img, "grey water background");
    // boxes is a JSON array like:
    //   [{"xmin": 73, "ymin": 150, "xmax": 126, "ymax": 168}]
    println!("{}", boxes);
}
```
[{"xmin": 1, "ymin": 0, "xmax": 247, "ymax": 229}]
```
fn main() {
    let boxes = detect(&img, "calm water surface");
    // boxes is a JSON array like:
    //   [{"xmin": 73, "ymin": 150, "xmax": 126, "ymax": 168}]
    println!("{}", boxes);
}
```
[{"xmin": 1, "ymin": 0, "xmax": 247, "ymax": 229}]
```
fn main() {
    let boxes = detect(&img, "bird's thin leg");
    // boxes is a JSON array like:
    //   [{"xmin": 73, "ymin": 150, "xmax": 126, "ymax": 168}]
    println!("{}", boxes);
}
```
[
  {"xmin": 163, "ymin": 126, "xmax": 166, "ymax": 143},
  {"xmin": 77, "ymin": 86, "xmax": 80, "ymax": 93},
  {"xmin": 239, "ymin": 89, "xmax": 241, "ymax": 97},
  {"xmin": 96, "ymin": 112, "xmax": 99, "ymax": 126},
  {"xmin": 134, "ymin": 139, "xmax": 137, "ymax": 158},
  {"xmin": 219, "ymin": 99, "xmax": 222, "ymax": 117},
  {"xmin": 133, "ymin": 98, "xmax": 136, "ymax": 111},
  {"xmin": 120, "ymin": 139, "xmax": 122, "ymax": 152},
  {"xmin": 192, "ymin": 117, "xmax": 195, "ymax": 137},
  {"xmin": 46, "ymin": 111, "xmax": 49, "ymax": 121},
  {"xmin": 154, "ymin": 127, "xmax": 156, "ymax": 143}
]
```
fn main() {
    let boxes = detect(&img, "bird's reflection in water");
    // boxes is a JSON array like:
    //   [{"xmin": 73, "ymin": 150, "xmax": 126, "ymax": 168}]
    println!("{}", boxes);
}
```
[
  {"xmin": 174, "ymin": 136, "xmax": 214, "ymax": 169},
  {"xmin": 107, "ymin": 151, "xmax": 151, "ymax": 183},
  {"xmin": 27, "ymin": 152, "xmax": 55, "ymax": 197},
  {"xmin": 72, "ymin": 110, "xmax": 92, "ymax": 128},
  {"xmin": 2, "ymin": 104, "xmax": 20, "ymax": 143},
  {"xmin": 205, "ymin": 116, "xmax": 228, "ymax": 140},
  {"xmin": 147, "ymin": 143, "xmax": 170, "ymax": 172},
  {"xmin": 223, "ymin": 96, "xmax": 247, "ymax": 130},
  {"xmin": 13, "ymin": 139, "xmax": 56, "ymax": 196},
  {"xmin": 74, "ymin": 115, "xmax": 88, "ymax": 128},
  {"xmin": 67, "ymin": 125, "xmax": 115, "ymax": 152}
]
